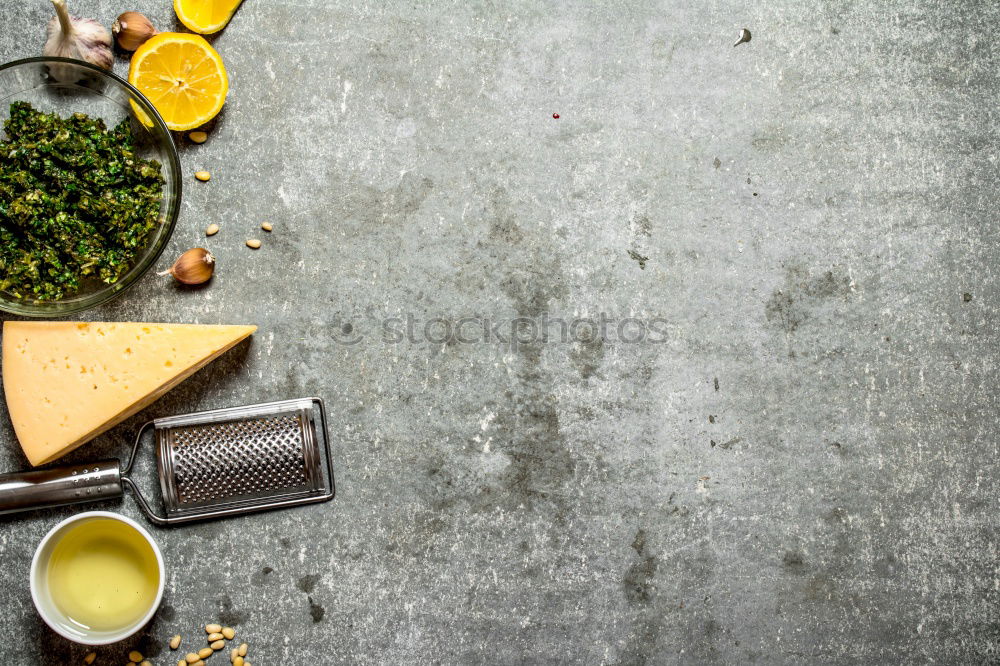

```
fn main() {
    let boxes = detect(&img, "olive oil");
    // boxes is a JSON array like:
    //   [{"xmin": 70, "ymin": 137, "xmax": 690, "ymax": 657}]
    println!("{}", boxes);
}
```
[{"xmin": 46, "ymin": 518, "xmax": 159, "ymax": 632}]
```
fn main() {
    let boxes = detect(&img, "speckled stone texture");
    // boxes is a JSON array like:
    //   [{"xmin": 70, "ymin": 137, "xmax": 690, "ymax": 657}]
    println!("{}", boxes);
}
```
[{"xmin": 1, "ymin": 0, "xmax": 999, "ymax": 663}]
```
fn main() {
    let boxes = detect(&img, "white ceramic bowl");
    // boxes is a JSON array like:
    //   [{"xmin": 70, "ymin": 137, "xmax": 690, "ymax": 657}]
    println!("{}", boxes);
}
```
[{"xmin": 30, "ymin": 511, "xmax": 165, "ymax": 645}]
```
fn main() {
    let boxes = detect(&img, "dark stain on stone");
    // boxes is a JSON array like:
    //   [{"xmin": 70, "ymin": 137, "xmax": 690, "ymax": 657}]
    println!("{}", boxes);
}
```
[
  {"xmin": 710, "ymin": 439, "xmax": 717, "ymax": 447},
  {"xmin": 307, "ymin": 596, "xmax": 325, "ymax": 623},
  {"xmin": 633, "ymin": 214, "xmax": 652, "ymax": 237},
  {"xmin": 136, "ymin": 637, "xmax": 163, "ymax": 659},
  {"xmin": 186, "ymin": 522, "xmax": 219, "ymax": 541},
  {"xmin": 627, "ymin": 249, "xmax": 649, "ymax": 269},
  {"xmin": 751, "ymin": 126, "xmax": 790, "ymax": 152},
  {"xmin": 461, "ymin": 185, "xmax": 578, "ymax": 519},
  {"xmin": 217, "ymin": 594, "xmax": 248, "ymax": 626},
  {"xmin": 488, "ymin": 268, "xmax": 574, "ymax": 512},
  {"xmin": 280, "ymin": 537, "xmax": 291, "ymax": 548},
  {"xmin": 415, "ymin": 512, "xmax": 448, "ymax": 536},
  {"xmin": 718, "ymin": 437, "xmax": 741, "ymax": 450},
  {"xmin": 873, "ymin": 553, "xmax": 898, "ymax": 578},
  {"xmin": 631, "ymin": 528, "xmax": 647, "ymax": 554},
  {"xmin": 713, "ymin": 157, "xmax": 721, "ymax": 169},
  {"xmin": 297, "ymin": 574, "xmax": 321, "ymax": 594},
  {"xmin": 397, "ymin": 175, "xmax": 435, "ymax": 215},
  {"xmin": 624, "ymin": 554, "xmax": 658, "ymax": 605},
  {"xmin": 708, "ymin": 415, "xmax": 716, "ymax": 424},
  {"xmin": 570, "ymin": 332, "xmax": 605, "ymax": 380},
  {"xmin": 825, "ymin": 506, "xmax": 849, "ymax": 525},
  {"xmin": 328, "ymin": 172, "xmax": 434, "ymax": 227},
  {"xmin": 963, "ymin": 292, "xmax": 973, "ymax": 302},
  {"xmin": 250, "ymin": 566, "xmax": 274, "ymax": 585},
  {"xmin": 765, "ymin": 290, "xmax": 802, "ymax": 332},
  {"xmin": 624, "ymin": 527, "xmax": 658, "ymax": 606},
  {"xmin": 831, "ymin": 26, "xmax": 840, "ymax": 34},
  {"xmin": 488, "ymin": 209, "xmax": 524, "ymax": 244},
  {"xmin": 158, "ymin": 603, "xmax": 176, "ymax": 622},
  {"xmin": 805, "ymin": 573, "xmax": 836, "ymax": 600},
  {"xmin": 782, "ymin": 550, "xmax": 806, "ymax": 569},
  {"xmin": 714, "ymin": 377, "xmax": 719, "ymax": 391},
  {"xmin": 765, "ymin": 267, "xmax": 854, "ymax": 333}
]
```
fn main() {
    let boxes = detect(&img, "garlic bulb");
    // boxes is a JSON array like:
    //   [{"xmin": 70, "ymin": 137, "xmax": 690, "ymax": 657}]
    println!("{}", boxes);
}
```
[
  {"xmin": 112, "ymin": 11, "xmax": 158, "ymax": 52},
  {"xmin": 44, "ymin": 0, "xmax": 113, "ymax": 79},
  {"xmin": 158, "ymin": 248, "xmax": 216, "ymax": 285}
]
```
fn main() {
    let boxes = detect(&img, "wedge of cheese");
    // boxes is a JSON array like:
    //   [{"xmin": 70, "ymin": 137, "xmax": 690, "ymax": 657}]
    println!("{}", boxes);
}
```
[{"xmin": 3, "ymin": 321, "xmax": 256, "ymax": 466}]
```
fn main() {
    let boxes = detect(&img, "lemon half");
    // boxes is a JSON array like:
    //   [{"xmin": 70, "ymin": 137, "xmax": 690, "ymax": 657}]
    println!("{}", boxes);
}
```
[{"xmin": 128, "ymin": 33, "xmax": 228, "ymax": 132}]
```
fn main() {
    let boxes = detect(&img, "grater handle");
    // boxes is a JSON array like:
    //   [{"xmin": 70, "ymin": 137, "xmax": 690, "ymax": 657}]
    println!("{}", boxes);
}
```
[{"xmin": 0, "ymin": 459, "xmax": 123, "ymax": 516}]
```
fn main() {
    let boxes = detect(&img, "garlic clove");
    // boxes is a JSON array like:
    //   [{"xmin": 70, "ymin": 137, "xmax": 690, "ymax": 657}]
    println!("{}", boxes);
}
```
[
  {"xmin": 158, "ymin": 247, "xmax": 215, "ymax": 285},
  {"xmin": 112, "ymin": 11, "xmax": 158, "ymax": 52},
  {"xmin": 44, "ymin": 0, "xmax": 113, "ymax": 79}
]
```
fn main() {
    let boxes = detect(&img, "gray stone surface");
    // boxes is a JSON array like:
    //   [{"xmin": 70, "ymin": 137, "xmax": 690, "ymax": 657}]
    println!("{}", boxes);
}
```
[{"xmin": 1, "ymin": 0, "xmax": 999, "ymax": 663}]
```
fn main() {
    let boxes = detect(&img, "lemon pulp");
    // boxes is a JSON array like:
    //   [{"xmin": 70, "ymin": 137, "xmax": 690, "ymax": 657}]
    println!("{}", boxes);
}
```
[
  {"xmin": 46, "ymin": 518, "xmax": 159, "ymax": 632},
  {"xmin": 129, "ymin": 33, "xmax": 228, "ymax": 131}
]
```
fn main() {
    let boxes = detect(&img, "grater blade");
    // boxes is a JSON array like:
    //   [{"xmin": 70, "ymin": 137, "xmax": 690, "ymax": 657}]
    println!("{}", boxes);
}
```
[{"xmin": 145, "ymin": 398, "xmax": 334, "ymax": 524}]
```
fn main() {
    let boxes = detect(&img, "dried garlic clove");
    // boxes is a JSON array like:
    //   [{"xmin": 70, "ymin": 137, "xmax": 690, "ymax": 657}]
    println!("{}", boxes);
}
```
[
  {"xmin": 112, "ymin": 11, "xmax": 157, "ymax": 51},
  {"xmin": 159, "ymin": 247, "xmax": 215, "ymax": 285}
]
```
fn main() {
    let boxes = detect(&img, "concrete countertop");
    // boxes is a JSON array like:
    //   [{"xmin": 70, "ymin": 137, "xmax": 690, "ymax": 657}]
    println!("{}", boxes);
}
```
[{"xmin": 1, "ymin": 1, "xmax": 997, "ymax": 663}]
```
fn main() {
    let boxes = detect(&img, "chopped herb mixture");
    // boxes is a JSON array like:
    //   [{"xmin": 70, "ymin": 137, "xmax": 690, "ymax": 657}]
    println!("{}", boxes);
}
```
[{"xmin": 0, "ymin": 102, "xmax": 163, "ymax": 301}]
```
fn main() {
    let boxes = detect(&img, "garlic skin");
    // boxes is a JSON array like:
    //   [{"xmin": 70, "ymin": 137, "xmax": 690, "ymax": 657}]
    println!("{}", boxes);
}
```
[
  {"xmin": 44, "ymin": 0, "xmax": 113, "ymax": 78},
  {"xmin": 112, "ymin": 12, "xmax": 158, "ymax": 52},
  {"xmin": 158, "ymin": 248, "xmax": 216, "ymax": 285}
]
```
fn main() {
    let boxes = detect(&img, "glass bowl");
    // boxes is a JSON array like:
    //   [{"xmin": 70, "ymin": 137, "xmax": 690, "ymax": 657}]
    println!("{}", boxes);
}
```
[{"xmin": 0, "ymin": 57, "xmax": 181, "ymax": 317}]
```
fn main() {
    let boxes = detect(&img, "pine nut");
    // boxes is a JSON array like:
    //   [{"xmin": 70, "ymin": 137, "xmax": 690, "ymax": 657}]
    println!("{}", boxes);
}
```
[
  {"xmin": 177, "ymin": 661, "xmax": 186, "ymax": 666},
  {"xmin": 195, "ymin": 171, "xmax": 211, "ymax": 182},
  {"xmin": 170, "ymin": 634, "xmax": 182, "ymax": 649},
  {"xmin": 232, "ymin": 659, "xmax": 244, "ymax": 666},
  {"xmin": 211, "ymin": 640, "xmax": 226, "ymax": 651},
  {"xmin": 84, "ymin": 653, "xmax": 96, "ymax": 665},
  {"xmin": 261, "ymin": 222, "xmax": 272, "ymax": 232},
  {"xmin": 238, "ymin": 644, "xmax": 248, "ymax": 657},
  {"xmin": 206, "ymin": 223, "xmax": 219, "ymax": 236},
  {"xmin": 129, "ymin": 651, "xmax": 144, "ymax": 662},
  {"xmin": 199, "ymin": 647, "xmax": 214, "ymax": 659},
  {"xmin": 208, "ymin": 632, "xmax": 224, "ymax": 642},
  {"xmin": 189, "ymin": 131, "xmax": 208, "ymax": 144},
  {"xmin": 141, "ymin": 662, "xmax": 153, "ymax": 666},
  {"xmin": 222, "ymin": 627, "xmax": 236, "ymax": 640},
  {"xmin": 231, "ymin": 648, "xmax": 239, "ymax": 662},
  {"xmin": 205, "ymin": 624, "xmax": 222, "ymax": 633},
  {"xmin": 186, "ymin": 655, "xmax": 200, "ymax": 664},
  {"xmin": 246, "ymin": 239, "xmax": 261, "ymax": 249}
]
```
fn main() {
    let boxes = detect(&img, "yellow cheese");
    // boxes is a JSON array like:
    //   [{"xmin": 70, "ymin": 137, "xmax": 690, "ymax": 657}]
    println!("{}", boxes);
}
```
[{"xmin": 3, "ymin": 321, "xmax": 256, "ymax": 466}]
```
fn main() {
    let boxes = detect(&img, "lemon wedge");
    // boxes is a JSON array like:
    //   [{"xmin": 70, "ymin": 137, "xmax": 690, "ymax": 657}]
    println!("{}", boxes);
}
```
[{"xmin": 174, "ymin": 0, "xmax": 244, "ymax": 35}]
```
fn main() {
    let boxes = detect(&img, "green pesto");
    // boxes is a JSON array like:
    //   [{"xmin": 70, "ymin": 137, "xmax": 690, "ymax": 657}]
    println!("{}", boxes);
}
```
[{"xmin": 0, "ymin": 102, "xmax": 163, "ymax": 301}]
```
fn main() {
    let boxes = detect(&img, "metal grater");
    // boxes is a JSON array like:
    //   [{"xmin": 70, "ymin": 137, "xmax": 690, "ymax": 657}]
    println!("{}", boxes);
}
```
[{"xmin": 0, "ymin": 398, "xmax": 336, "ymax": 525}]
